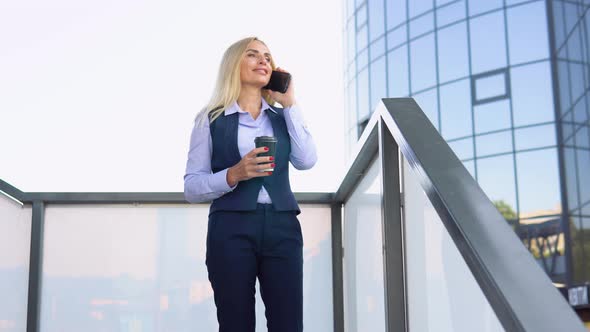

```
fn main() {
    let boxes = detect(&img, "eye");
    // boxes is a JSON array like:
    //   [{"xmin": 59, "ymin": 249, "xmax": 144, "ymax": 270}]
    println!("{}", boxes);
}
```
[{"xmin": 265, "ymin": 57, "xmax": 271, "ymax": 62}]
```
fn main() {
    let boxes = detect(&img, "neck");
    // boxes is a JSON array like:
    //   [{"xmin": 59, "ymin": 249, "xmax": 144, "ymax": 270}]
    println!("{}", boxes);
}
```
[{"xmin": 237, "ymin": 86, "xmax": 263, "ymax": 118}]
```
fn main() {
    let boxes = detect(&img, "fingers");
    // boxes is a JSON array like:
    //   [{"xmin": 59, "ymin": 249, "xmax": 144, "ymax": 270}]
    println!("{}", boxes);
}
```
[
  {"xmin": 247, "ymin": 146, "xmax": 269, "ymax": 157},
  {"xmin": 254, "ymin": 156, "xmax": 274, "ymax": 164}
]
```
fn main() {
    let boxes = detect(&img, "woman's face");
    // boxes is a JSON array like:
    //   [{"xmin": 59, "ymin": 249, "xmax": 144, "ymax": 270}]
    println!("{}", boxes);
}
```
[{"xmin": 240, "ymin": 40, "xmax": 272, "ymax": 88}]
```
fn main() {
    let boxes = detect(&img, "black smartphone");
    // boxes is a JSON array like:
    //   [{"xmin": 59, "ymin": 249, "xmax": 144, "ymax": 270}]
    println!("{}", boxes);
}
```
[{"xmin": 263, "ymin": 70, "xmax": 291, "ymax": 93}]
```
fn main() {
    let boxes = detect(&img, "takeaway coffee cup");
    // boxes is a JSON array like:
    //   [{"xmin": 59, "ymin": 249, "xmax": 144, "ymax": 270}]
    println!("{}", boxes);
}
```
[{"xmin": 255, "ymin": 136, "xmax": 277, "ymax": 172}]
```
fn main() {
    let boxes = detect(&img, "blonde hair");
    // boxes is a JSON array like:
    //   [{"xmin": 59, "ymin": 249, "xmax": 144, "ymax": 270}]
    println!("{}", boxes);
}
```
[{"xmin": 195, "ymin": 36, "xmax": 276, "ymax": 127}]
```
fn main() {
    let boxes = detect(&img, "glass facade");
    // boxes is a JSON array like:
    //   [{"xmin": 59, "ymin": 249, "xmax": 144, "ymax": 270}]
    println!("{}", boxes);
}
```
[{"xmin": 344, "ymin": 0, "xmax": 590, "ymax": 285}]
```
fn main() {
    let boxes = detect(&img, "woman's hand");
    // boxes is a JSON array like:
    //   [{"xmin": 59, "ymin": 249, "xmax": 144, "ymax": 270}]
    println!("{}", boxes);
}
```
[
  {"xmin": 226, "ymin": 147, "xmax": 275, "ymax": 187},
  {"xmin": 266, "ymin": 67, "xmax": 296, "ymax": 108}
]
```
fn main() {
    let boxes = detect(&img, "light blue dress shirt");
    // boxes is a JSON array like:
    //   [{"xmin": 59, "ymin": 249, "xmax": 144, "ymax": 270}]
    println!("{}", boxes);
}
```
[{"xmin": 184, "ymin": 98, "xmax": 317, "ymax": 204}]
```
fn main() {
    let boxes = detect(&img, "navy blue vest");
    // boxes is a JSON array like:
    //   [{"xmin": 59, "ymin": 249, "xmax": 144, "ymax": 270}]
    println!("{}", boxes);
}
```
[{"xmin": 209, "ymin": 106, "xmax": 300, "ymax": 215}]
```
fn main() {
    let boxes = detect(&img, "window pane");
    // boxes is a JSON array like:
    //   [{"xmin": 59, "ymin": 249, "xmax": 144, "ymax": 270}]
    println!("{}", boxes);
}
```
[
  {"xmin": 469, "ymin": 12, "xmax": 507, "ymax": 74},
  {"xmin": 370, "ymin": 37, "xmax": 386, "ymax": 61},
  {"xmin": 516, "ymin": 149, "xmax": 561, "ymax": 216},
  {"xmin": 370, "ymin": 56, "xmax": 387, "ymax": 111},
  {"xmin": 552, "ymin": 1, "xmax": 566, "ymax": 48},
  {"xmin": 437, "ymin": 22, "xmax": 469, "ymax": 83},
  {"xmin": 357, "ymin": 24, "xmax": 369, "ymax": 51},
  {"xmin": 515, "ymin": 124, "xmax": 557, "ymax": 151},
  {"xmin": 347, "ymin": 20, "xmax": 356, "ymax": 65},
  {"xmin": 477, "ymin": 154, "xmax": 518, "ymax": 212},
  {"xmin": 409, "ymin": 12, "xmax": 434, "ymax": 39},
  {"xmin": 570, "ymin": 62, "xmax": 586, "ymax": 105},
  {"xmin": 387, "ymin": 45, "xmax": 410, "ymax": 97},
  {"xmin": 347, "ymin": 80, "xmax": 358, "ymax": 131},
  {"xmin": 463, "ymin": 159, "xmax": 476, "ymax": 178},
  {"xmin": 413, "ymin": 88, "xmax": 439, "ymax": 130},
  {"xmin": 570, "ymin": 216, "xmax": 585, "ymax": 283},
  {"xmin": 578, "ymin": 148, "xmax": 590, "ymax": 208},
  {"xmin": 448, "ymin": 137, "xmax": 474, "ymax": 160},
  {"xmin": 511, "ymin": 62, "xmax": 555, "ymax": 126},
  {"xmin": 387, "ymin": 25, "xmax": 407, "ymax": 50},
  {"xmin": 573, "ymin": 97, "xmax": 589, "ymax": 125},
  {"xmin": 474, "ymin": 99, "xmax": 511, "ymax": 134},
  {"xmin": 468, "ymin": 0, "xmax": 502, "ymax": 16},
  {"xmin": 357, "ymin": 4, "xmax": 368, "ymax": 28},
  {"xmin": 575, "ymin": 125, "xmax": 590, "ymax": 149},
  {"xmin": 386, "ymin": 0, "xmax": 407, "ymax": 30},
  {"xmin": 440, "ymin": 79, "xmax": 472, "ymax": 139},
  {"xmin": 410, "ymin": 33, "xmax": 436, "ymax": 92},
  {"xmin": 369, "ymin": 0, "xmax": 385, "ymax": 41},
  {"xmin": 357, "ymin": 68, "xmax": 370, "ymax": 120},
  {"xmin": 564, "ymin": 147, "xmax": 580, "ymax": 211},
  {"xmin": 358, "ymin": 48, "xmax": 369, "ymax": 70},
  {"xmin": 558, "ymin": 60, "xmax": 572, "ymax": 114},
  {"xmin": 476, "ymin": 131, "xmax": 513, "ymax": 157},
  {"xmin": 475, "ymin": 71, "xmax": 507, "ymax": 101},
  {"xmin": 409, "ymin": 0, "xmax": 433, "ymax": 18},
  {"xmin": 437, "ymin": 0, "xmax": 466, "ymax": 27},
  {"xmin": 507, "ymin": 2, "xmax": 549, "ymax": 65},
  {"xmin": 568, "ymin": 24, "xmax": 585, "ymax": 63}
]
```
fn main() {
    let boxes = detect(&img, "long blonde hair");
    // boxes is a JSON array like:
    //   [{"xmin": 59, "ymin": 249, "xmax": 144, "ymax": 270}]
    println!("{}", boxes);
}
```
[{"xmin": 195, "ymin": 36, "xmax": 276, "ymax": 126}]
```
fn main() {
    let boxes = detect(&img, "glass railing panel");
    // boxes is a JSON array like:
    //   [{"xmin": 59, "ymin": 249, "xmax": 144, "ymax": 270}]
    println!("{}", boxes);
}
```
[
  {"xmin": 39, "ymin": 203, "xmax": 332, "ymax": 332},
  {"xmin": 402, "ymin": 157, "xmax": 504, "ymax": 332},
  {"xmin": 0, "ymin": 192, "xmax": 32, "ymax": 331},
  {"xmin": 342, "ymin": 156, "xmax": 386, "ymax": 332}
]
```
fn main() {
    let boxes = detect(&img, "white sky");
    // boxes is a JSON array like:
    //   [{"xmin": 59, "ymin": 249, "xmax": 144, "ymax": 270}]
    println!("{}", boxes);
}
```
[{"xmin": 0, "ymin": 0, "xmax": 345, "ymax": 193}]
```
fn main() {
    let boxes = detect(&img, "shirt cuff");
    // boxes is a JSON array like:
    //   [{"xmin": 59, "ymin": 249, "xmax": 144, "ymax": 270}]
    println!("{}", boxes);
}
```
[{"xmin": 210, "ymin": 168, "xmax": 237, "ymax": 193}]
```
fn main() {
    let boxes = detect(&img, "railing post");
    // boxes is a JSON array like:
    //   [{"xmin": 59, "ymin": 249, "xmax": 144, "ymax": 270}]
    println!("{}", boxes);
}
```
[
  {"xmin": 331, "ymin": 203, "xmax": 344, "ymax": 332},
  {"xmin": 378, "ymin": 118, "xmax": 408, "ymax": 332},
  {"xmin": 27, "ymin": 200, "xmax": 44, "ymax": 332}
]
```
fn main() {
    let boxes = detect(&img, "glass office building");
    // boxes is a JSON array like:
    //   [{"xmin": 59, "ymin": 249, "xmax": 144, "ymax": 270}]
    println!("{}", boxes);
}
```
[{"xmin": 344, "ymin": 0, "xmax": 590, "ymax": 285}]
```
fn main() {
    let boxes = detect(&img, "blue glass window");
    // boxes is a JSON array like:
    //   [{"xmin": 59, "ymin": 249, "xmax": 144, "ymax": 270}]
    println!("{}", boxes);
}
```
[
  {"xmin": 516, "ymin": 149, "xmax": 561, "ymax": 216},
  {"xmin": 437, "ymin": 22, "xmax": 469, "ymax": 83},
  {"xmin": 347, "ymin": 80, "xmax": 358, "ymax": 131},
  {"xmin": 468, "ymin": 0, "xmax": 502, "ymax": 16},
  {"xmin": 357, "ymin": 25, "xmax": 369, "ymax": 51},
  {"xmin": 511, "ymin": 62, "xmax": 555, "ymax": 126},
  {"xmin": 347, "ymin": 20, "xmax": 356, "ymax": 65},
  {"xmin": 569, "ymin": 24, "xmax": 586, "ymax": 62},
  {"xmin": 507, "ymin": 2, "xmax": 549, "ymax": 65},
  {"xmin": 436, "ymin": 0, "xmax": 466, "ymax": 27},
  {"xmin": 476, "ymin": 130, "xmax": 513, "ymax": 157},
  {"xmin": 474, "ymin": 70, "xmax": 508, "ymax": 103},
  {"xmin": 410, "ymin": 33, "xmax": 436, "ymax": 92},
  {"xmin": 440, "ymin": 79, "xmax": 472, "ymax": 139},
  {"xmin": 409, "ymin": 12, "xmax": 434, "ymax": 39},
  {"xmin": 564, "ymin": 147, "xmax": 580, "ymax": 211},
  {"xmin": 413, "ymin": 88, "xmax": 440, "ymax": 129},
  {"xmin": 573, "ymin": 97, "xmax": 589, "ymax": 124},
  {"xmin": 578, "ymin": 149, "xmax": 590, "ymax": 208},
  {"xmin": 436, "ymin": 0, "xmax": 456, "ymax": 7},
  {"xmin": 448, "ymin": 137, "xmax": 474, "ymax": 160},
  {"xmin": 357, "ymin": 3, "xmax": 368, "ymax": 29},
  {"xmin": 358, "ymin": 48, "xmax": 369, "ymax": 70},
  {"xmin": 387, "ymin": 25, "xmax": 407, "ymax": 51},
  {"xmin": 552, "ymin": 1, "xmax": 566, "ymax": 48},
  {"xmin": 370, "ymin": 56, "xmax": 387, "ymax": 111},
  {"xmin": 474, "ymin": 99, "xmax": 511, "ymax": 134},
  {"xmin": 515, "ymin": 124, "xmax": 557, "ymax": 151},
  {"xmin": 387, "ymin": 45, "xmax": 410, "ymax": 97},
  {"xmin": 476, "ymin": 154, "xmax": 518, "ymax": 212},
  {"xmin": 575, "ymin": 126, "xmax": 590, "ymax": 149},
  {"xmin": 469, "ymin": 11, "xmax": 507, "ymax": 75},
  {"xmin": 370, "ymin": 37, "xmax": 386, "ymax": 61},
  {"xmin": 569, "ymin": 62, "xmax": 586, "ymax": 104},
  {"xmin": 409, "ymin": 0, "xmax": 433, "ymax": 19},
  {"xmin": 369, "ymin": 0, "xmax": 385, "ymax": 41},
  {"xmin": 558, "ymin": 60, "xmax": 572, "ymax": 114},
  {"xmin": 357, "ymin": 68, "xmax": 370, "ymax": 121},
  {"xmin": 386, "ymin": 0, "xmax": 407, "ymax": 30}
]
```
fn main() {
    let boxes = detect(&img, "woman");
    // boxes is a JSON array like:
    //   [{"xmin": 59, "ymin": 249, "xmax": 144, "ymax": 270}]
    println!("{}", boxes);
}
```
[{"xmin": 184, "ymin": 36, "xmax": 317, "ymax": 332}]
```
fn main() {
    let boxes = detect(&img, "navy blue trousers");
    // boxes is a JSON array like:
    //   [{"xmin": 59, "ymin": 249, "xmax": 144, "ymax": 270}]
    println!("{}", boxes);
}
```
[{"xmin": 206, "ymin": 204, "xmax": 303, "ymax": 332}]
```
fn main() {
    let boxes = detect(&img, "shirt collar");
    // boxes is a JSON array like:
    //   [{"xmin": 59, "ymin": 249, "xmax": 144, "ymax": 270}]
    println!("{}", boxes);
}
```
[{"xmin": 224, "ymin": 98, "xmax": 277, "ymax": 116}]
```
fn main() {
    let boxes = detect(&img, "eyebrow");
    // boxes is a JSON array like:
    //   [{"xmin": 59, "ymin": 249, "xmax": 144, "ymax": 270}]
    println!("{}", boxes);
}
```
[{"xmin": 246, "ymin": 49, "xmax": 271, "ymax": 57}]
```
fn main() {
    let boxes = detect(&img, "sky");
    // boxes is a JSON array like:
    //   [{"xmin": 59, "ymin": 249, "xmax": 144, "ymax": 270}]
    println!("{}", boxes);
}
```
[{"xmin": 0, "ymin": 0, "xmax": 345, "ymax": 193}]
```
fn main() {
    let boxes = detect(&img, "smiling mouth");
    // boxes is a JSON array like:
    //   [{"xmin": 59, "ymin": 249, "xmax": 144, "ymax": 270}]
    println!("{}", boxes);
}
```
[{"xmin": 254, "ymin": 69, "xmax": 268, "ymax": 75}]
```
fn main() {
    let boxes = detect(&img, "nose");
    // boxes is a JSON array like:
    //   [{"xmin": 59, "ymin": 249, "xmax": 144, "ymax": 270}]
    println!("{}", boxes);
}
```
[{"xmin": 258, "ymin": 54, "xmax": 268, "ymax": 65}]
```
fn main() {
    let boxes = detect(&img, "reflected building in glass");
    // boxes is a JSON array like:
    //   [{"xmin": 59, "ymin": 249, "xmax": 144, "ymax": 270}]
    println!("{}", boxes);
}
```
[{"xmin": 343, "ymin": 0, "xmax": 590, "ymax": 286}]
